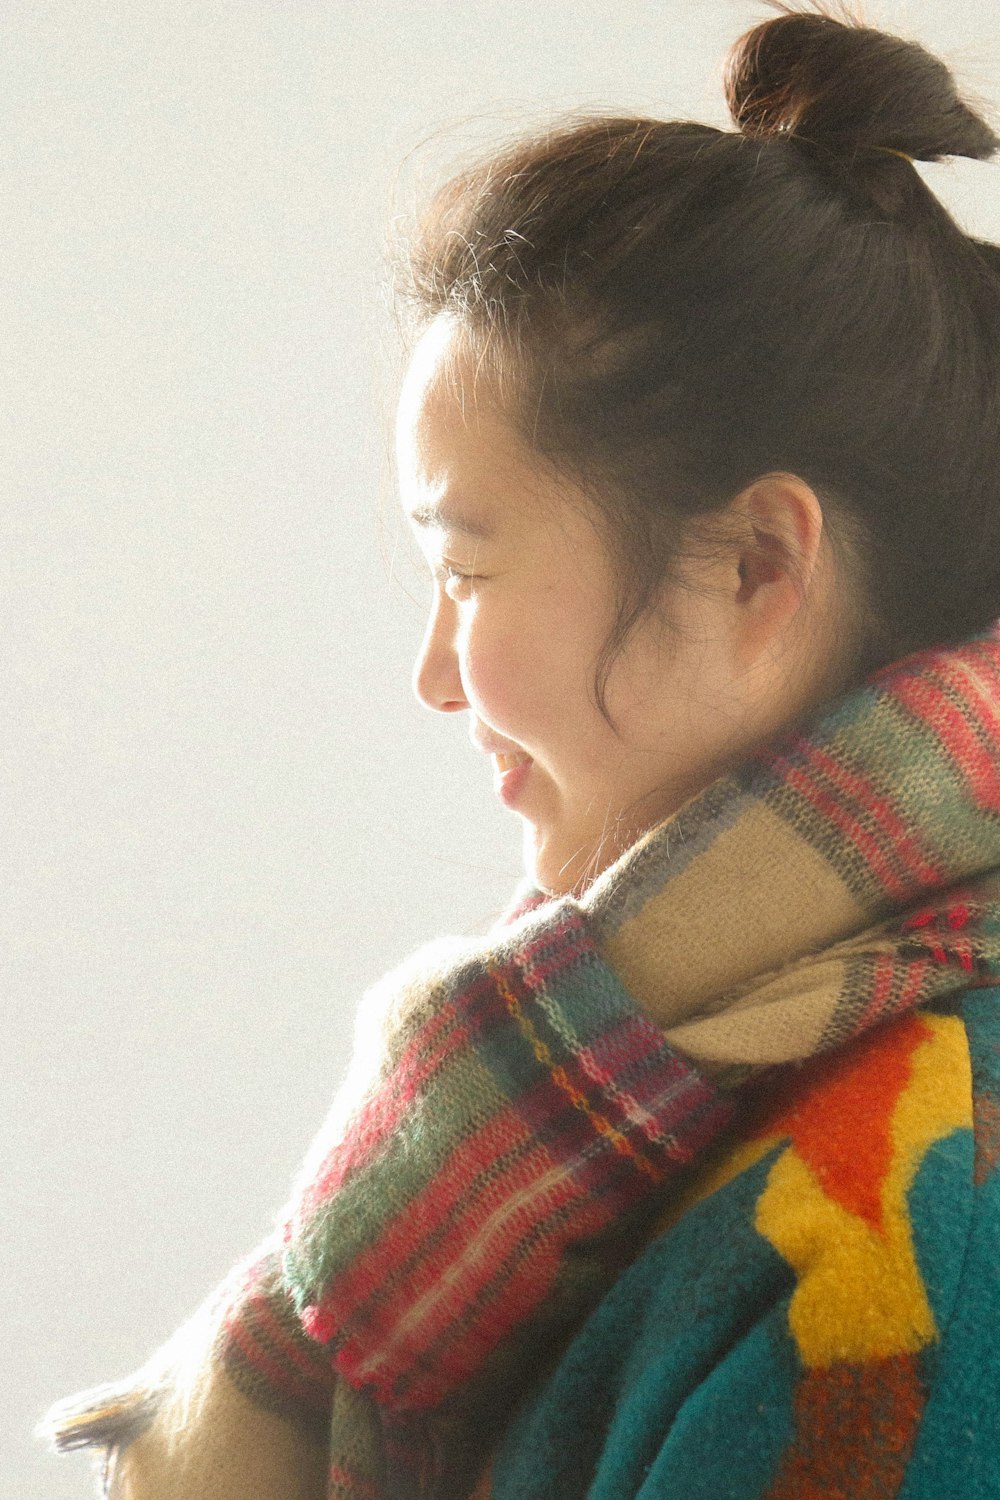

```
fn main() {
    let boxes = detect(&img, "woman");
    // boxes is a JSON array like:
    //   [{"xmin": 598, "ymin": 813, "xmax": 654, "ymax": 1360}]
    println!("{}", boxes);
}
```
[{"xmin": 41, "ymin": 4, "xmax": 1000, "ymax": 1496}]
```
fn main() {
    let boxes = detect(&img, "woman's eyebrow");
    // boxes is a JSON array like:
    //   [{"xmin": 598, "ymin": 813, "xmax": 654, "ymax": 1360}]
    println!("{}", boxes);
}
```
[{"xmin": 408, "ymin": 500, "xmax": 495, "ymax": 539}]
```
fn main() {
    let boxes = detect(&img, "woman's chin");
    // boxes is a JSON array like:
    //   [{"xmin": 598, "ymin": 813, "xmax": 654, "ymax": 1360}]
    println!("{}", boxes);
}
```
[{"xmin": 524, "ymin": 826, "xmax": 598, "ymax": 900}]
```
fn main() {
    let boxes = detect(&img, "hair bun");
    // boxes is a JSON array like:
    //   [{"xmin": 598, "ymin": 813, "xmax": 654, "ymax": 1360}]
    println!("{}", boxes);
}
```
[{"xmin": 724, "ymin": 3, "xmax": 999, "ymax": 163}]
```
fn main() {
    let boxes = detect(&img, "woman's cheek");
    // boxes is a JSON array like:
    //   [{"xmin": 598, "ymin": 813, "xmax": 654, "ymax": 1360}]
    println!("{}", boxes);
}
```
[
  {"xmin": 462, "ymin": 637, "xmax": 518, "ymax": 722},
  {"xmin": 463, "ymin": 625, "xmax": 541, "ymax": 741}
]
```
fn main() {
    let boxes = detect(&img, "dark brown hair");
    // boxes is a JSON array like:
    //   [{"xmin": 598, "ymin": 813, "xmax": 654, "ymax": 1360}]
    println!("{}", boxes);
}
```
[{"xmin": 395, "ymin": 1, "xmax": 1000, "ymax": 725}]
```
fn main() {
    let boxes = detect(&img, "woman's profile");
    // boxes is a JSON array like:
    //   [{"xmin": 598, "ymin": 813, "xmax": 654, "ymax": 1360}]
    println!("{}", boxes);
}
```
[{"xmin": 40, "ymin": 2, "xmax": 1000, "ymax": 1496}]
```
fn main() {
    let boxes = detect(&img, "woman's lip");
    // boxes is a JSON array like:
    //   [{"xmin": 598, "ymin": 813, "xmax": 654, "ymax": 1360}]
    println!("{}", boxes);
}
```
[{"xmin": 494, "ymin": 756, "xmax": 533, "ymax": 808}]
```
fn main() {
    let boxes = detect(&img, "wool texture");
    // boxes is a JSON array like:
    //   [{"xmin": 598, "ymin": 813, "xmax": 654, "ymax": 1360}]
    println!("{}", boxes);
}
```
[
  {"xmin": 481, "ymin": 991, "xmax": 1000, "ymax": 1498},
  {"xmin": 40, "ymin": 624, "xmax": 1000, "ymax": 1499}
]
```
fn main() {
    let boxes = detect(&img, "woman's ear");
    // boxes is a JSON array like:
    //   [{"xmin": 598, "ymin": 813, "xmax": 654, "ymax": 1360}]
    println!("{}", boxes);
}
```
[
  {"xmin": 733, "ymin": 472, "xmax": 825, "ymax": 604},
  {"xmin": 727, "ymin": 473, "xmax": 828, "ymax": 670}
]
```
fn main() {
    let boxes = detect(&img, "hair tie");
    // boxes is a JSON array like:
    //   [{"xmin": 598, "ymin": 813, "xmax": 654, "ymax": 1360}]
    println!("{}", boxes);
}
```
[
  {"xmin": 871, "ymin": 146, "xmax": 916, "ymax": 164},
  {"xmin": 764, "ymin": 132, "xmax": 917, "ymax": 168}
]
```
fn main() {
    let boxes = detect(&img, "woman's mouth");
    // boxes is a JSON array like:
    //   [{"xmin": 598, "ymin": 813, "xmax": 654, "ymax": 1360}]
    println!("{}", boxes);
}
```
[
  {"xmin": 494, "ymin": 752, "xmax": 531, "ymax": 773},
  {"xmin": 493, "ymin": 752, "xmax": 533, "ymax": 807}
]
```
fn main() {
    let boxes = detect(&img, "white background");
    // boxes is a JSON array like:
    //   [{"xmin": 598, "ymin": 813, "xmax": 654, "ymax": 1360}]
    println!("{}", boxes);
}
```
[{"xmin": 5, "ymin": 2, "xmax": 999, "ymax": 1495}]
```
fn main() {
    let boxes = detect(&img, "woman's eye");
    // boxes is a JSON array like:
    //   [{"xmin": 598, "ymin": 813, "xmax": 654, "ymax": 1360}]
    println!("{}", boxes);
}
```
[{"xmin": 439, "ymin": 563, "xmax": 477, "ymax": 600}]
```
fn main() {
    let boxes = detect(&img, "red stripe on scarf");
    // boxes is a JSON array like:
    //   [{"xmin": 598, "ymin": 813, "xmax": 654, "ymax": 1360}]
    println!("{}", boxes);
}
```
[
  {"xmin": 321, "ymin": 1100, "xmax": 540, "ymax": 1318},
  {"xmin": 491, "ymin": 966, "xmax": 667, "ymax": 1183},
  {"xmin": 891, "ymin": 654, "xmax": 1000, "ymax": 813},
  {"xmin": 300, "ymin": 997, "xmax": 471, "ymax": 1216},
  {"xmin": 514, "ymin": 911, "xmax": 596, "ymax": 987},
  {"xmin": 574, "ymin": 1026, "xmax": 689, "ymax": 1150},
  {"xmin": 802, "ymin": 740, "xmax": 941, "ymax": 892},
  {"xmin": 335, "ymin": 1145, "xmax": 589, "ymax": 1401},
  {"xmin": 774, "ymin": 753, "xmax": 939, "ymax": 904},
  {"xmin": 327, "ymin": 1060, "xmax": 722, "ymax": 1405},
  {"xmin": 848, "ymin": 949, "xmax": 931, "ymax": 1038},
  {"xmin": 222, "ymin": 1302, "xmax": 332, "ymax": 1411},
  {"xmin": 245, "ymin": 1291, "xmax": 333, "ymax": 1386},
  {"xmin": 328, "ymin": 1463, "xmax": 382, "ymax": 1499}
]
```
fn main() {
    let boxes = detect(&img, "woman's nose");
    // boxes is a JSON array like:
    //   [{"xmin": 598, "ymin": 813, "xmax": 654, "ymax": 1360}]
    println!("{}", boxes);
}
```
[{"xmin": 412, "ymin": 597, "xmax": 469, "ymax": 714}]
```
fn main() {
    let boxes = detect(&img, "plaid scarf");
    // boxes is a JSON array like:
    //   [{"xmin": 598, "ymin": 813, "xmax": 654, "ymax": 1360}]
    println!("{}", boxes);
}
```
[{"xmin": 42, "ymin": 625, "xmax": 1000, "ymax": 1499}]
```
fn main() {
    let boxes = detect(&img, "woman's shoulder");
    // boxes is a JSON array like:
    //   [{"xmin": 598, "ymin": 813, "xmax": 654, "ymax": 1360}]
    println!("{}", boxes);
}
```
[
  {"xmin": 656, "ymin": 988, "xmax": 995, "ymax": 1240},
  {"xmin": 663, "ymin": 987, "xmax": 1000, "ymax": 1330},
  {"xmin": 486, "ymin": 990, "xmax": 1000, "ymax": 1499}
]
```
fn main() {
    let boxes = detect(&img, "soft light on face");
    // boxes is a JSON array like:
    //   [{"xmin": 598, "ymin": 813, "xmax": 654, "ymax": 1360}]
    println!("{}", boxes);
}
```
[{"xmin": 396, "ymin": 316, "xmax": 773, "ymax": 898}]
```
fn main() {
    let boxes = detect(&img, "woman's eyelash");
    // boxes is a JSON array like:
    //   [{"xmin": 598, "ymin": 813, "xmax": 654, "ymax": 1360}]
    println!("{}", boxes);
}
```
[{"xmin": 438, "ymin": 562, "xmax": 480, "ymax": 590}]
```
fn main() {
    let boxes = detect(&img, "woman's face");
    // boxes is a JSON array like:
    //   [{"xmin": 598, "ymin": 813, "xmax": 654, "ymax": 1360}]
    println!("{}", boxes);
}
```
[{"xmin": 396, "ymin": 317, "xmax": 762, "ymax": 898}]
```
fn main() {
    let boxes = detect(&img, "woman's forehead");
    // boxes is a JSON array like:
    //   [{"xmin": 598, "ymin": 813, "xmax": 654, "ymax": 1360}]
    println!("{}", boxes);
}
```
[
  {"xmin": 398, "ymin": 317, "xmax": 501, "ymax": 437},
  {"xmin": 398, "ymin": 330, "xmax": 523, "ymax": 491},
  {"xmin": 397, "ymin": 318, "xmax": 603, "ymax": 547}
]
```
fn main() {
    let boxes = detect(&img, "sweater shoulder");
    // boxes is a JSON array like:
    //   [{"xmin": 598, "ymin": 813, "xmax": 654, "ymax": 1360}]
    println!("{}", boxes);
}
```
[
  {"xmin": 487, "ymin": 991, "xmax": 1000, "ymax": 1499},
  {"xmin": 654, "ymin": 996, "xmax": 982, "ymax": 1232}
]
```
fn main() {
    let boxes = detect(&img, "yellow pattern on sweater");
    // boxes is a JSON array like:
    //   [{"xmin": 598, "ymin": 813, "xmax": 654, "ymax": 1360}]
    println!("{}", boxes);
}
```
[{"xmin": 756, "ymin": 1012, "xmax": 971, "ymax": 1367}]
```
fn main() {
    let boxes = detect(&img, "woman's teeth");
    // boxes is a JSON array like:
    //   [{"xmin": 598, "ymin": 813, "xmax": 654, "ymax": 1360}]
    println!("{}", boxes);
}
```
[{"xmin": 494, "ymin": 752, "xmax": 531, "ymax": 773}]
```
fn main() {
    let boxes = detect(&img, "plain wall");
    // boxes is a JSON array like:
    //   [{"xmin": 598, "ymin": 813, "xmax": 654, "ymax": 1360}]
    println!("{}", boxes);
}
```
[{"xmin": 5, "ymin": 2, "xmax": 999, "ymax": 1495}]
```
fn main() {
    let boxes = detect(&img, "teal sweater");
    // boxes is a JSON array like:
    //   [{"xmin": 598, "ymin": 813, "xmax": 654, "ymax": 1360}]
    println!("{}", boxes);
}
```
[{"xmin": 483, "ymin": 987, "xmax": 1000, "ymax": 1499}]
